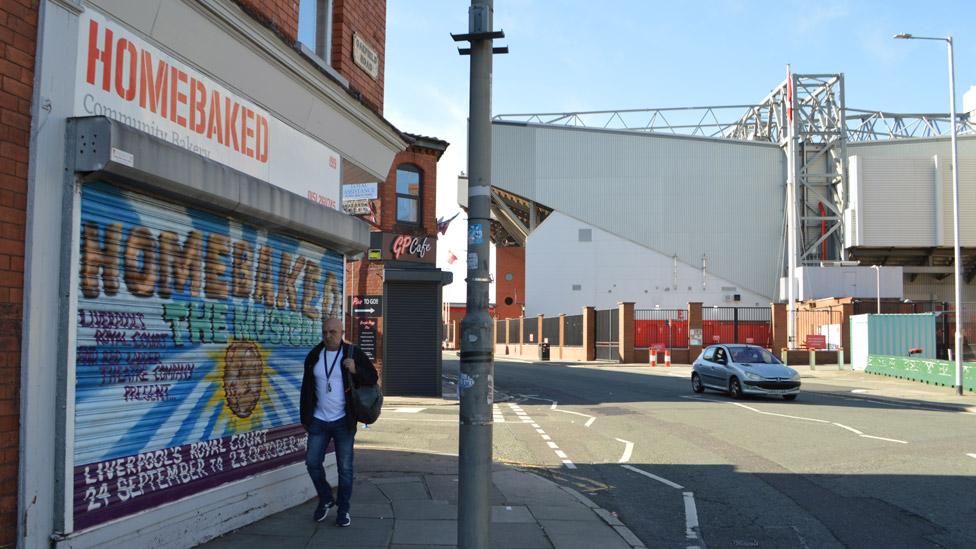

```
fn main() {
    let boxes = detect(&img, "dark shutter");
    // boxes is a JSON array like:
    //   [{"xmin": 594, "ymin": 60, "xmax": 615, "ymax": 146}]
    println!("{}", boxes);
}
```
[{"xmin": 383, "ymin": 281, "xmax": 441, "ymax": 396}]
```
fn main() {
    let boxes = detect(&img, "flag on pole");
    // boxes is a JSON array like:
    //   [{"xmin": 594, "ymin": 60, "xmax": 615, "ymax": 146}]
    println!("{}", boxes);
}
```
[
  {"xmin": 447, "ymin": 249, "xmax": 458, "ymax": 265},
  {"xmin": 786, "ymin": 65, "xmax": 794, "ymax": 123},
  {"xmin": 437, "ymin": 212, "xmax": 460, "ymax": 235}
]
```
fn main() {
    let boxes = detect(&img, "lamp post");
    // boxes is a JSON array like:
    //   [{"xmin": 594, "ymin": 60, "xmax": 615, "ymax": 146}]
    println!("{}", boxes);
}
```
[
  {"xmin": 871, "ymin": 265, "xmax": 881, "ymax": 314},
  {"xmin": 894, "ymin": 33, "xmax": 964, "ymax": 395}
]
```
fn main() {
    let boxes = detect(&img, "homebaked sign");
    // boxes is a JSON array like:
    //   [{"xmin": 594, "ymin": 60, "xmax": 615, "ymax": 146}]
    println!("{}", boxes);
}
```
[{"xmin": 75, "ymin": 9, "xmax": 342, "ymax": 209}]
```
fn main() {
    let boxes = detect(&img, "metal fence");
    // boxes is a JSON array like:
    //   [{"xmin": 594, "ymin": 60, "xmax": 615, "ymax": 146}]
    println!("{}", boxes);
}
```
[
  {"xmin": 496, "ymin": 319, "xmax": 506, "ymax": 343},
  {"xmin": 634, "ymin": 309, "xmax": 689, "ymax": 349},
  {"xmin": 595, "ymin": 308, "xmax": 619, "ymax": 360},
  {"xmin": 564, "ymin": 314, "xmax": 583, "ymax": 346},
  {"xmin": 542, "ymin": 317, "xmax": 560, "ymax": 345},
  {"xmin": 507, "ymin": 318, "xmax": 519, "ymax": 344},
  {"xmin": 523, "ymin": 317, "xmax": 539, "ymax": 344},
  {"xmin": 702, "ymin": 307, "xmax": 772, "ymax": 348}
]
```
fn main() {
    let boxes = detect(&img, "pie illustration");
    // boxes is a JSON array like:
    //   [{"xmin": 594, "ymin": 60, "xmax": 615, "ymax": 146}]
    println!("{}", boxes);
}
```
[{"xmin": 223, "ymin": 340, "xmax": 264, "ymax": 418}]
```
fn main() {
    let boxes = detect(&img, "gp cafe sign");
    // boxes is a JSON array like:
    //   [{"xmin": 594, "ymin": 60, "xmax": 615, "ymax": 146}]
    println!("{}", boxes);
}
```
[{"xmin": 371, "ymin": 232, "xmax": 436, "ymax": 264}]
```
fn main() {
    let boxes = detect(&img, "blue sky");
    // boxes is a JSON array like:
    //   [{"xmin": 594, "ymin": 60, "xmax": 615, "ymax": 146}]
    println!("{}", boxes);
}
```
[{"xmin": 384, "ymin": 0, "xmax": 976, "ymax": 302}]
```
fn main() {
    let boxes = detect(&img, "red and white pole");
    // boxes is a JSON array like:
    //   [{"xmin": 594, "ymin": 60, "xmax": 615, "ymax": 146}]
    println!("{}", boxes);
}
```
[
  {"xmin": 649, "ymin": 350, "xmax": 657, "ymax": 367},
  {"xmin": 664, "ymin": 349, "xmax": 672, "ymax": 367}
]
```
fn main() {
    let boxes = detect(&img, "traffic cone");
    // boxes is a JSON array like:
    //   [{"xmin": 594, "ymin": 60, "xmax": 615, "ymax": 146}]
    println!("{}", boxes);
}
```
[
  {"xmin": 649, "ymin": 351, "xmax": 657, "ymax": 367},
  {"xmin": 664, "ymin": 349, "xmax": 672, "ymax": 367}
]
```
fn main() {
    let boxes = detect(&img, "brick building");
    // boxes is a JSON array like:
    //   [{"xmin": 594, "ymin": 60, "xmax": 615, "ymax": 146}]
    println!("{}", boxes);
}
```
[
  {"xmin": 3, "ymin": 0, "xmax": 445, "ymax": 547},
  {"xmin": 345, "ymin": 134, "xmax": 452, "ymax": 396}
]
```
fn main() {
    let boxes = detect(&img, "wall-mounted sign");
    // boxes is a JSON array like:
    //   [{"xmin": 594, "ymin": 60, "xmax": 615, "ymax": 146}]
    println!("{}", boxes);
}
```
[
  {"xmin": 689, "ymin": 328, "xmax": 703, "ymax": 346},
  {"xmin": 342, "ymin": 199, "xmax": 371, "ymax": 215},
  {"xmin": 352, "ymin": 33, "xmax": 379, "ymax": 80},
  {"xmin": 356, "ymin": 317, "xmax": 378, "ymax": 361},
  {"xmin": 76, "ymin": 10, "xmax": 341, "ymax": 209},
  {"xmin": 367, "ymin": 249, "xmax": 382, "ymax": 261},
  {"xmin": 370, "ymin": 232, "xmax": 436, "ymax": 264},
  {"xmin": 350, "ymin": 295, "xmax": 383, "ymax": 316},
  {"xmin": 342, "ymin": 183, "xmax": 379, "ymax": 201}
]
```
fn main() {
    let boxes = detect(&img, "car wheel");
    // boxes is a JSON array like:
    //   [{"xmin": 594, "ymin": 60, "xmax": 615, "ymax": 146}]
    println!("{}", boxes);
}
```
[
  {"xmin": 691, "ymin": 373, "xmax": 705, "ymax": 393},
  {"xmin": 782, "ymin": 394, "xmax": 797, "ymax": 401},
  {"xmin": 729, "ymin": 377, "xmax": 743, "ymax": 400}
]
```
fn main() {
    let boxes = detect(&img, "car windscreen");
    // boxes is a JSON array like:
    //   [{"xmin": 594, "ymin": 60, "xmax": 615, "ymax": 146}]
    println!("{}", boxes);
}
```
[{"xmin": 729, "ymin": 347, "xmax": 780, "ymax": 364}]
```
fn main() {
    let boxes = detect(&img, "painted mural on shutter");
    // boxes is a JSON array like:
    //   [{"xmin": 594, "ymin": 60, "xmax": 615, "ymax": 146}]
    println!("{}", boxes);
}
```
[{"xmin": 73, "ymin": 181, "xmax": 343, "ymax": 530}]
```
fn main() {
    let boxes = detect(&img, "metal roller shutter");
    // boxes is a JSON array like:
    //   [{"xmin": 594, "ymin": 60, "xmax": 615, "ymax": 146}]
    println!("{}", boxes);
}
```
[
  {"xmin": 383, "ymin": 282, "xmax": 441, "ymax": 396},
  {"xmin": 73, "ymin": 181, "xmax": 343, "ymax": 530}
]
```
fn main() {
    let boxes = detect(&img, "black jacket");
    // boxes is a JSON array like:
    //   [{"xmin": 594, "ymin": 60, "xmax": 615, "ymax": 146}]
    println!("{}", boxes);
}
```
[{"xmin": 300, "ymin": 341, "xmax": 378, "ymax": 432}]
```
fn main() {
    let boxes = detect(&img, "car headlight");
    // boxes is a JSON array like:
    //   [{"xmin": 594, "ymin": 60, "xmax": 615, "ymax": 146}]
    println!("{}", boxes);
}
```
[
  {"xmin": 788, "ymin": 369, "xmax": 800, "ymax": 380},
  {"xmin": 744, "ymin": 371, "xmax": 763, "ymax": 381}
]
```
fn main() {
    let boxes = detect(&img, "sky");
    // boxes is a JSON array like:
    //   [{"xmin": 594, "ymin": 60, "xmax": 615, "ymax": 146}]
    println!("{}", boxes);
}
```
[{"xmin": 383, "ymin": 0, "xmax": 976, "ymax": 304}]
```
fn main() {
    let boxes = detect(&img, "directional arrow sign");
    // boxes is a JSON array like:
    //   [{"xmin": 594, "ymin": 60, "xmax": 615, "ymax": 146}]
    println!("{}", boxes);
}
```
[{"xmin": 349, "ymin": 295, "xmax": 382, "ymax": 316}]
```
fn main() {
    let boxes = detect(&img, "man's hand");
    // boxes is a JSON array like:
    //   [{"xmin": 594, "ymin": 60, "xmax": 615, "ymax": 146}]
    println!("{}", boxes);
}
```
[{"xmin": 343, "ymin": 357, "xmax": 356, "ymax": 374}]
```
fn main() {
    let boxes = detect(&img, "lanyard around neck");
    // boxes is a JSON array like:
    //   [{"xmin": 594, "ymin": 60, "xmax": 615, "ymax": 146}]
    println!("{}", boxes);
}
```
[{"xmin": 325, "ymin": 346, "xmax": 342, "ymax": 385}]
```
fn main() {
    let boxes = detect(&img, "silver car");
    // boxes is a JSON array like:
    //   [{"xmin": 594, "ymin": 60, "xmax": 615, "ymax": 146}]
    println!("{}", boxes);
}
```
[{"xmin": 691, "ymin": 344, "xmax": 800, "ymax": 400}]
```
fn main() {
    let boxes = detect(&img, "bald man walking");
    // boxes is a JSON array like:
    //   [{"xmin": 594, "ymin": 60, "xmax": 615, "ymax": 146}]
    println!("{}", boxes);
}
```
[{"xmin": 300, "ymin": 317, "xmax": 378, "ymax": 527}]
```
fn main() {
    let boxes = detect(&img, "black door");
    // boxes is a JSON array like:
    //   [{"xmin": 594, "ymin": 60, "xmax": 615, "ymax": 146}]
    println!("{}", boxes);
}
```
[
  {"xmin": 595, "ymin": 308, "xmax": 619, "ymax": 361},
  {"xmin": 383, "ymin": 281, "xmax": 442, "ymax": 396}
]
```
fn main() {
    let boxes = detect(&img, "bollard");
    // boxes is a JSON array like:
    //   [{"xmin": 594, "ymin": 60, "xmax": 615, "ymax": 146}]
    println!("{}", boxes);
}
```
[
  {"xmin": 837, "ymin": 349, "xmax": 845, "ymax": 370},
  {"xmin": 664, "ymin": 349, "xmax": 672, "ymax": 367},
  {"xmin": 781, "ymin": 349, "xmax": 788, "ymax": 365},
  {"xmin": 649, "ymin": 351, "xmax": 657, "ymax": 367},
  {"xmin": 809, "ymin": 349, "xmax": 816, "ymax": 370}
]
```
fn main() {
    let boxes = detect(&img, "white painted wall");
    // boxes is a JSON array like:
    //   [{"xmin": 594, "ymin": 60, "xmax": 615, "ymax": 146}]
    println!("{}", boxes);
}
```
[{"xmin": 524, "ymin": 212, "xmax": 771, "ymax": 316}]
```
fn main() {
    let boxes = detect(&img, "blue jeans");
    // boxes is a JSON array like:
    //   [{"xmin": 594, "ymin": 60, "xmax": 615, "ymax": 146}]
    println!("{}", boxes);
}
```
[{"xmin": 305, "ymin": 416, "xmax": 355, "ymax": 514}]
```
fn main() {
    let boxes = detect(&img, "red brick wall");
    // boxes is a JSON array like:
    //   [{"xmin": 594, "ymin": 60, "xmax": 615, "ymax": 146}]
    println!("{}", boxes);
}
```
[
  {"xmin": 0, "ymin": 0, "xmax": 35, "ymax": 545},
  {"xmin": 495, "ymin": 247, "xmax": 525, "ymax": 320},
  {"xmin": 331, "ymin": 0, "xmax": 385, "ymax": 113},
  {"xmin": 233, "ymin": 0, "xmax": 299, "ymax": 42},
  {"xmin": 382, "ymin": 146, "xmax": 439, "ymax": 236}
]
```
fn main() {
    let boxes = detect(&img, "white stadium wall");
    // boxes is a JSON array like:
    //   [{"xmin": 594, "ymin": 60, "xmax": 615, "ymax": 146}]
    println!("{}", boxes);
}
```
[
  {"xmin": 525, "ymin": 212, "xmax": 771, "ymax": 316},
  {"xmin": 492, "ymin": 122, "xmax": 786, "ymax": 301}
]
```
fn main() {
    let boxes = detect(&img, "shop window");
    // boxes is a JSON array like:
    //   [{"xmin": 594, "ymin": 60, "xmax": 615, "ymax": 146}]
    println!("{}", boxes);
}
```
[
  {"xmin": 396, "ymin": 164, "xmax": 422, "ymax": 225},
  {"xmin": 298, "ymin": 0, "xmax": 333, "ymax": 64}
]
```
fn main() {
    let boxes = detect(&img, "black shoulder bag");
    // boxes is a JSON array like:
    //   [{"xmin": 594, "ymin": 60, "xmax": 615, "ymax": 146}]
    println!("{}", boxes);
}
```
[{"xmin": 348, "ymin": 345, "xmax": 383, "ymax": 424}]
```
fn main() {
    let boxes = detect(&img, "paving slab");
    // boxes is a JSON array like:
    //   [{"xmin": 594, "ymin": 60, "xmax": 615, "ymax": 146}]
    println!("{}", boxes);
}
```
[
  {"xmin": 528, "ymin": 504, "xmax": 602, "ymax": 522},
  {"xmin": 392, "ymin": 500, "xmax": 457, "ymax": 520},
  {"xmin": 491, "ymin": 505, "xmax": 535, "ymax": 523},
  {"xmin": 202, "ymin": 533, "xmax": 312, "ymax": 549},
  {"xmin": 539, "ymin": 519, "xmax": 632, "ymax": 549},
  {"xmin": 307, "ymin": 517, "xmax": 394, "ymax": 546},
  {"xmin": 392, "ymin": 519, "xmax": 458, "ymax": 546},
  {"xmin": 492, "ymin": 469, "xmax": 568, "ymax": 504},
  {"xmin": 376, "ymin": 480, "xmax": 430, "ymax": 501},
  {"xmin": 489, "ymin": 522, "xmax": 552, "ymax": 548},
  {"xmin": 352, "ymin": 480, "xmax": 392, "ymax": 503}
]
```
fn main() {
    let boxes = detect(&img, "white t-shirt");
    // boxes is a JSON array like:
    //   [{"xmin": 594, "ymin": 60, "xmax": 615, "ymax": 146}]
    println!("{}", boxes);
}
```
[{"xmin": 313, "ymin": 347, "xmax": 346, "ymax": 422}]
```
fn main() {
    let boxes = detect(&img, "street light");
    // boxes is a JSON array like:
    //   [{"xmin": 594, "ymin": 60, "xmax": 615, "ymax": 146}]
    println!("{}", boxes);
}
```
[
  {"xmin": 894, "ymin": 33, "xmax": 964, "ymax": 395},
  {"xmin": 871, "ymin": 265, "xmax": 881, "ymax": 314}
]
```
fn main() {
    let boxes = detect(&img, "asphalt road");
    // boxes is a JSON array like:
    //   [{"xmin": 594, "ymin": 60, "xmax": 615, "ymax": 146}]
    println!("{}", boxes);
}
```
[{"xmin": 362, "ymin": 355, "xmax": 976, "ymax": 548}]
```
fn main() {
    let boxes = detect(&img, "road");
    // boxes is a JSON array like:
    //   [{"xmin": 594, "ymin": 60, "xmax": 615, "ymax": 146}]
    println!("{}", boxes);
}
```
[{"xmin": 362, "ymin": 354, "xmax": 976, "ymax": 548}]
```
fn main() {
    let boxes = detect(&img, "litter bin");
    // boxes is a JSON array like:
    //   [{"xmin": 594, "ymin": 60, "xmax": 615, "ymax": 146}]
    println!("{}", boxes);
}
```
[{"xmin": 539, "ymin": 342, "xmax": 550, "ymax": 361}]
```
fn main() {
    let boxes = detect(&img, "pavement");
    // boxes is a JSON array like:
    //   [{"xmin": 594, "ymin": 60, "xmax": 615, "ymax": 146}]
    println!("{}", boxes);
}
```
[
  {"xmin": 200, "ymin": 358, "xmax": 974, "ymax": 548},
  {"xmin": 199, "ymin": 446, "xmax": 644, "ymax": 549}
]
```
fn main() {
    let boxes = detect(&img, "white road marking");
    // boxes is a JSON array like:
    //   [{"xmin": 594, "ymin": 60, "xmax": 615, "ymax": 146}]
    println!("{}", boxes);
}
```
[
  {"xmin": 683, "ymin": 492, "xmax": 702, "ymax": 541},
  {"xmin": 388, "ymin": 406, "xmax": 426, "ymax": 413},
  {"xmin": 541, "ymin": 434, "xmax": 551, "ymax": 441},
  {"xmin": 554, "ymin": 450, "xmax": 568, "ymax": 459},
  {"xmin": 832, "ymin": 423, "xmax": 864, "ymax": 435},
  {"xmin": 562, "ymin": 460, "xmax": 577, "ymax": 469},
  {"xmin": 851, "ymin": 389, "xmax": 870, "ymax": 394},
  {"xmin": 860, "ymin": 435, "xmax": 908, "ymax": 444},
  {"xmin": 685, "ymin": 395, "xmax": 913, "ymax": 445},
  {"xmin": 620, "ymin": 464, "xmax": 684, "ymax": 490},
  {"xmin": 967, "ymin": 453, "xmax": 976, "ymax": 460},
  {"xmin": 531, "ymin": 423, "xmax": 540, "ymax": 428},
  {"xmin": 615, "ymin": 438, "xmax": 634, "ymax": 463},
  {"xmin": 732, "ymin": 402, "xmax": 831, "ymax": 423},
  {"xmin": 520, "ymin": 396, "xmax": 598, "ymax": 427},
  {"xmin": 547, "ymin": 441, "xmax": 559, "ymax": 449},
  {"xmin": 535, "ymin": 428, "xmax": 546, "ymax": 434}
]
